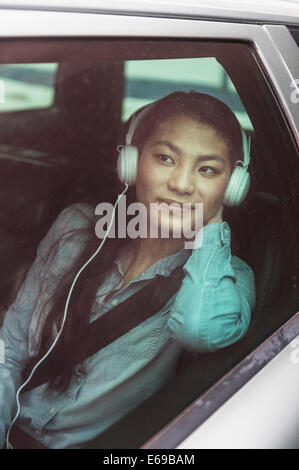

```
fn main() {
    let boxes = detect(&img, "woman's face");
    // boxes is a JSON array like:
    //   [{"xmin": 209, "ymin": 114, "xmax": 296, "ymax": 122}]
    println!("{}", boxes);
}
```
[{"xmin": 135, "ymin": 113, "xmax": 232, "ymax": 237}]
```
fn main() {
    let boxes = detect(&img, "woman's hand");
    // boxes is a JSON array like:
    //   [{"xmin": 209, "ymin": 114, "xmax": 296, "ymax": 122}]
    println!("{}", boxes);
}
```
[{"xmin": 205, "ymin": 204, "xmax": 223, "ymax": 226}]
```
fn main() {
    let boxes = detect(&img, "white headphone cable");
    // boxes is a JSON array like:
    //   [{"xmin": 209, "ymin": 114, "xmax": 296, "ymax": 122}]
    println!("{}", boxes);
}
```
[{"xmin": 5, "ymin": 183, "xmax": 128, "ymax": 449}]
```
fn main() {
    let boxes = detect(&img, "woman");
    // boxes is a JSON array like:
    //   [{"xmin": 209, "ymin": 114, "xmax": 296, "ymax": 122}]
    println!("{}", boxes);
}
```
[{"xmin": 0, "ymin": 91, "xmax": 255, "ymax": 449}]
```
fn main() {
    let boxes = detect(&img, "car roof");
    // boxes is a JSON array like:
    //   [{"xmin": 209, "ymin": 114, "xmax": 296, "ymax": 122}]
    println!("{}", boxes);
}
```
[{"xmin": 1, "ymin": 0, "xmax": 299, "ymax": 25}]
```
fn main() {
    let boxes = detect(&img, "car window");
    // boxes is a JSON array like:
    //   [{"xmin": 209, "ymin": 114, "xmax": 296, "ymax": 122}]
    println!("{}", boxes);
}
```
[
  {"xmin": 0, "ymin": 63, "xmax": 57, "ymax": 111},
  {"xmin": 0, "ymin": 37, "xmax": 299, "ymax": 449},
  {"xmin": 123, "ymin": 57, "xmax": 253, "ymax": 130},
  {"xmin": 289, "ymin": 26, "xmax": 299, "ymax": 48}
]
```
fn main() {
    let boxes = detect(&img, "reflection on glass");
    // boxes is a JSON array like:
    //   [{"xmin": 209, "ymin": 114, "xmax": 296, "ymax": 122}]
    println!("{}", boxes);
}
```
[
  {"xmin": 0, "ymin": 63, "xmax": 57, "ymax": 112},
  {"xmin": 123, "ymin": 57, "xmax": 253, "ymax": 130}
]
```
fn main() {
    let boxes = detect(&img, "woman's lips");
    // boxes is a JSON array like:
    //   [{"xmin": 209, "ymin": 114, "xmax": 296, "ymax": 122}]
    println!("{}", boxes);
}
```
[{"xmin": 157, "ymin": 198, "xmax": 194, "ymax": 214}]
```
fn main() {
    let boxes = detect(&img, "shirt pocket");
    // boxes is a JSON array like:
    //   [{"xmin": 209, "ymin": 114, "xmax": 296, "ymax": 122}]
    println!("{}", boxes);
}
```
[
  {"xmin": 19, "ymin": 392, "xmax": 64, "ymax": 435},
  {"xmin": 27, "ymin": 404, "xmax": 63, "ymax": 434},
  {"xmin": 19, "ymin": 367, "xmax": 84, "ymax": 435},
  {"xmin": 109, "ymin": 307, "xmax": 169, "ymax": 360},
  {"xmin": 95, "ymin": 307, "xmax": 169, "ymax": 386}
]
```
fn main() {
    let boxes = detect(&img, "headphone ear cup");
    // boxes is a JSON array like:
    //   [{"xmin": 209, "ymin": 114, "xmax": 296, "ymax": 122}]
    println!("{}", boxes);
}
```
[
  {"xmin": 223, "ymin": 167, "xmax": 250, "ymax": 207},
  {"xmin": 117, "ymin": 145, "xmax": 139, "ymax": 185}
]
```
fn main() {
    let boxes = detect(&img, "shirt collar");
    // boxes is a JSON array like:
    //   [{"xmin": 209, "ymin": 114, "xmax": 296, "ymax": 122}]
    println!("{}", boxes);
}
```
[{"xmin": 114, "ymin": 244, "xmax": 190, "ymax": 280}]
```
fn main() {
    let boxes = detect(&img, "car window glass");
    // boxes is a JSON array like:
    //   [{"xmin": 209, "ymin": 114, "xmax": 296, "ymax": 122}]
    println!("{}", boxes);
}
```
[
  {"xmin": 289, "ymin": 27, "xmax": 299, "ymax": 48},
  {"xmin": 0, "ymin": 38, "xmax": 298, "ymax": 342},
  {"xmin": 0, "ymin": 63, "xmax": 57, "ymax": 111},
  {"xmin": 123, "ymin": 58, "xmax": 253, "ymax": 130}
]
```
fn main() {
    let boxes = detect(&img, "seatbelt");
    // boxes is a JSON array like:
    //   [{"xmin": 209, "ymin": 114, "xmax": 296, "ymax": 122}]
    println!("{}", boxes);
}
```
[{"xmin": 21, "ymin": 264, "xmax": 185, "ymax": 393}]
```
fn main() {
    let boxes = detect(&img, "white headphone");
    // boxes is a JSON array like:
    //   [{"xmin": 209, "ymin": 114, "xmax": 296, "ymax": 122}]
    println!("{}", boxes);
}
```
[{"xmin": 117, "ymin": 101, "xmax": 251, "ymax": 207}]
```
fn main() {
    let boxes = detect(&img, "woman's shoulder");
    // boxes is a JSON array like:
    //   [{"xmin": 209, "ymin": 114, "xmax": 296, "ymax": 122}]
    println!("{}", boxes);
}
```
[
  {"xmin": 37, "ymin": 202, "xmax": 95, "ymax": 275},
  {"xmin": 53, "ymin": 202, "xmax": 94, "ymax": 232}
]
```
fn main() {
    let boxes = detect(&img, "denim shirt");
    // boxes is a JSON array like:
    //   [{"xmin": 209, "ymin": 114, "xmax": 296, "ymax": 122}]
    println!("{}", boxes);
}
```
[{"xmin": 0, "ymin": 203, "xmax": 255, "ymax": 449}]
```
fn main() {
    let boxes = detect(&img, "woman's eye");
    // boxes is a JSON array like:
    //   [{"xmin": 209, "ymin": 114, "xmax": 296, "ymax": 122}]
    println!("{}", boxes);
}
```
[
  {"xmin": 199, "ymin": 166, "xmax": 217, "ymax": 175},
  {"xmin": 155, "ymin": 154, "xmax": 174, "ymax": 164}
]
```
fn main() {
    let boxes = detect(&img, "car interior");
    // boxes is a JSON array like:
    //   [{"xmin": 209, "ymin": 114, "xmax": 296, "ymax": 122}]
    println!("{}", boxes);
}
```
[{"xmin": 0, "ymin": 37, "xmax": 299, "ymax": 448}]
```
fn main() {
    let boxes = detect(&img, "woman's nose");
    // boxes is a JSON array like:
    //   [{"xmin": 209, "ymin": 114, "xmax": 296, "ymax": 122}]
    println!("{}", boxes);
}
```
[{"xmin": 167, "ymin": 166, "xmax": 195, "ymax": 195}]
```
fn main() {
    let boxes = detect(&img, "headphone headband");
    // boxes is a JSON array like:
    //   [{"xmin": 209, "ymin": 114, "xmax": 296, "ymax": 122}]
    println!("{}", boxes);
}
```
[
  {"xmin": 240, "ymin": 126, "xmax": 251, "ymax": 169},
  {"xmin": 126, "ymin": 101, "xmax": 157, "ymax": 146}
]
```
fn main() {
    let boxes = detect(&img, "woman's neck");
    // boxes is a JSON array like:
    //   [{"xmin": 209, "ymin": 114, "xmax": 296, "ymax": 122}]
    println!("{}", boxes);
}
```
[{"xmin": 120, "ymin": 236, "xmax": 185, "ymax": 288}]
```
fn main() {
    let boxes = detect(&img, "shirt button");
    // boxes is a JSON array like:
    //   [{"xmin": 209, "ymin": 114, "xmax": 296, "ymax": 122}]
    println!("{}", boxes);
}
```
[
  {"xmin": 49, "ymin": 407, "xmax": 56, "ymax": 414},
  {"xmin": 35, "ymin": 429, "xmax": 42, "ymax": 436},
  {"xmin": 111, "ymin": 299, "xmax": 118, "ymax": 306}
]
